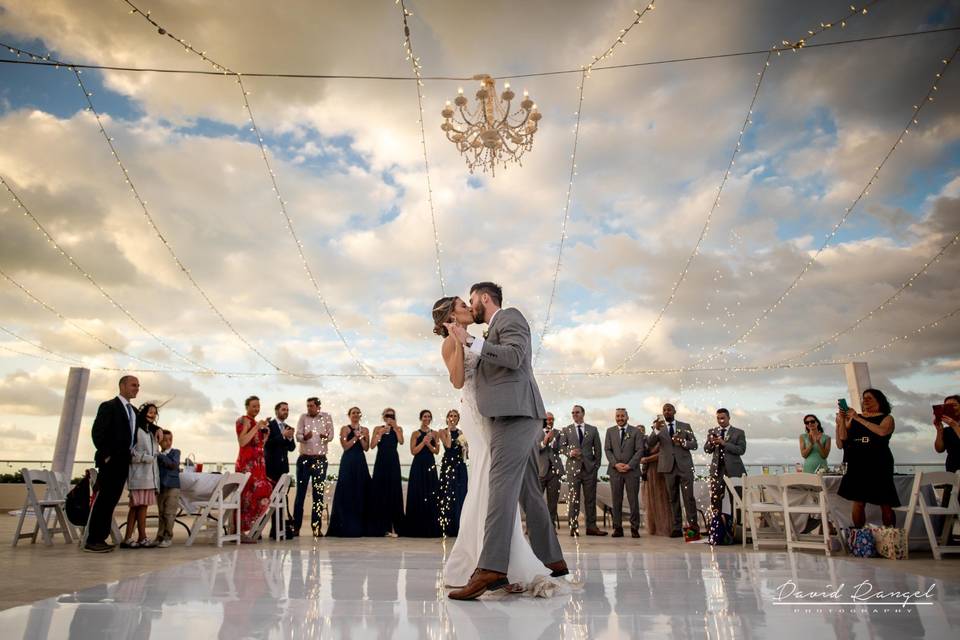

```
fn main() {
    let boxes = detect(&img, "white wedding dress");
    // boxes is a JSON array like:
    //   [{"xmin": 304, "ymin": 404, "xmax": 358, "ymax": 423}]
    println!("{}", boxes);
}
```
[{"xmin": 443, "ymin": 348, "xmax": 548, "ymax": 587}]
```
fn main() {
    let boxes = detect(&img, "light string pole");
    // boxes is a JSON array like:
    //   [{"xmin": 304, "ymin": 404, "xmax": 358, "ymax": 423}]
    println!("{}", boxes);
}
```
[
  {"xmin": 610, "ymin": 1, "xmax": 880, "ymax": 373},
  {"xmin": 396, "ymin": 0, "xmax": 446, "ymax": 296},
  {"xmin": 1, "ymin": 174, "xmax": 210, "ymax": 373},
  {"xmin": 688, "ymin": 40, "xmax": 960, "ymax": 371},
  {"xmin": 535, "ymin": 2, "xmax": 657, "ymax": 365},
  {"xmin": 122, "ymin": 0, "xmax": 376, "ymax": 378}
]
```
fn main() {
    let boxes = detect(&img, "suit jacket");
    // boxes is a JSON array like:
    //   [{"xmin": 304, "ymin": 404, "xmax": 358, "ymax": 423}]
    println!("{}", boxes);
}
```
[
  {"xmin": 264, "ymin": 418, "xmax": 296, "ymax": 479},
  {"xmin": 475, "ymin": 307, "xmax": 546, "ymax": 419},
  {"xmin": 704, "ymin": 425, "xmax": 746, "ymax": 478},
  {"xmin": 559, "ymin": 423, "xmax": 602, "ymax": 477},
  {"xmin": 91, "ymin": 397, "xmax": 142, "ymax": 468},
  {"xmin": 645, "ymin": 420, "xmax": 697, "ymax": 475},
  {"xmin": 537, "ymin": 428, "xmax": 563, "ymax": 480},
  {"xmin": 604, "ymin": 424, "xmax": 645, "ymax": 478}
]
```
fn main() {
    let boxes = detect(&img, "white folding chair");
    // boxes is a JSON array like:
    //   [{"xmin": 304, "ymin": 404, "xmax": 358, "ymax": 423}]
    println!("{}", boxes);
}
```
[
  {"xmin": 743, "ymin": 475, "xmax": 787, "ymax": 550},
  {"xmin": 12, "ymin": 469, "xmax": 73, "ymax": 546},
  {"xmin": 894, "ymin": 470, "xmax": 960, "ymax": 560},
  {"xmin": 185, "ymin": 472, "xmax": 250, "ymax": 547},
  {"xmin": 248, "ymin": 474, "xmax": 292, "ymax": 541},
  {"xmin": 780, "ymin": 472, "xmax": 837, "ymax": 556},
  {"xmin": 723, "ymin": 476, "xmax": 749, "ymax": 547}
]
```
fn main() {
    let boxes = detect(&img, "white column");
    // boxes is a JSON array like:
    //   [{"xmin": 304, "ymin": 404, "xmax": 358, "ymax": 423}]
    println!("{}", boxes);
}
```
[
  {"xmin": 51, "ymin": 367, "xmax": 90, "ymax": 477},
  {"xmin": 844, "ymin": 362, "xmax": 871, "ymax": 413}
]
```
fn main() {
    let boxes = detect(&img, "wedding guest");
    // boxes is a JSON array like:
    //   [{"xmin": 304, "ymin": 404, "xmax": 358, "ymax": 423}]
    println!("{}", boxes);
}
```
[
  {"xmin": 934, "ymin": 395, "xmax": 960, "ymax": 472},
  {"xmin": 559, "ymin": 405, "xmax": 607, "ymax": 536},
  {"xmin": 235, "ymin": 396, "xmax": 274, "ymax": 542},
  {"xmin": 264, "ymin": 401, "xmax": 296, "ymax": 539},
  {"xmin": 799, "ymin": 414, "xmax": 831, "ymax": 472},
  {"xmin": 294, "ymin": 397, "xmax": 334, "ymax": 537},
  {"xmin": 120, "ymin": 403, "xmax": 161, "ymax": 548},
  {"xmin": 439, "ymin": 409, "xmax": 469, "ymax": 536},
  {"xmin": 837, "ymin": 388, "xmax": 899, "ymax": 528},
  {"xmin": 404, "ymin": 409, "xmax": 441, "ymax": 537},
  {"xmin": 537, "ymin": 412, "xmax": 562, "ymax": 528},
  {"xmin": 87, "ymin": 375, "xmax": 141, "ymax": 553},
  {"xmin": 369, "ymin": 408, "xmax": 405, "ymax": 537},
  {"xmin": 645, "ymin": 403, "xmax": 699, "ymax": 537},
  {"xmin": 155, "ymin": 429, "xmax": 180, "ymax": 548},
  {"xmin": 327, "ymin": 407, "xmax": 372, "ymax": 537},
  {"xmin": 640, "ymin": 416, "xmax": 673, "ymax": 536},
  {"xmin": 704, "ymin": 408, "xmax": 746, "ymax": 525},
  {"xmin": 604, "ymin": 408, "xmax": 644, "ymax": 538}
]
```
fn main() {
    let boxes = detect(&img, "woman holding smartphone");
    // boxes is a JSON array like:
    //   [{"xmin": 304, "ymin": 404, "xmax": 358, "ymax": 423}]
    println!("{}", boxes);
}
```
[
  {"xmin": 934, "ymin": 395, "xmax": 960, "ymax": 473},
  {"xmin": 235, "ymin": 395, "xmax": 274, "ymax": 542},
  {"xmin": 368, "ymin": 408, "xmax": 405, "ymax": 536},
  {"xmin": 836, "ymin": 389, "xmax": 899, "ymax": 528}
]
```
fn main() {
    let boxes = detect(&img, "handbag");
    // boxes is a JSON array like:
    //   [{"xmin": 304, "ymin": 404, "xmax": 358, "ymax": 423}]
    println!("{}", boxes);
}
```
[
  {"xmin": 64, "ymin": 472, "xmax": 91, "ymax": 527},
  {"xmin": 873, "ymin": 526, "xmax": 907, "ymax": 560},
  {"xmin": 846, "ymin": 527, "xmax": 877, "ymax": 558}
]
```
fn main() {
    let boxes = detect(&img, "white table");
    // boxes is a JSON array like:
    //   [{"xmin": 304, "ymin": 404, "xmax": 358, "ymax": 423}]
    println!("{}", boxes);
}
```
[{"xmin": 179, "ymin": 471, "xmax": 228, "ymax": 513}]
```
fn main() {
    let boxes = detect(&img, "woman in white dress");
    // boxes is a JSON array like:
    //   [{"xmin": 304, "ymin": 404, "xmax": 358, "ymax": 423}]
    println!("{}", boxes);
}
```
[{"xmin": 432, "ymin": 296, "xmax": 551, "ymax": 589}]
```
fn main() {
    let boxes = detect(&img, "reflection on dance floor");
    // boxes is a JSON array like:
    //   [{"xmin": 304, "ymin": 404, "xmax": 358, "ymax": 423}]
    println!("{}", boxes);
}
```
[{"xmin": 1, "ymin": 546, "xmax": 957, "ymax": 639}]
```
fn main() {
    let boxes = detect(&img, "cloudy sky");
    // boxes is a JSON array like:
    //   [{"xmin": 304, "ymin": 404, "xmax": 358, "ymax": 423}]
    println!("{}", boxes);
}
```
[{"xmin": 0, "ymin": 0, "xmax": 958, "ymax": 470}]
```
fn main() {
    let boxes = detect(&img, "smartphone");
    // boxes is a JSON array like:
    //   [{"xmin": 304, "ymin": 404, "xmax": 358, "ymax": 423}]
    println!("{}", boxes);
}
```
[
  {"xmin": 838, "ymin": 398, "xmax": 850, "ymax": 412},
  {"xmin": 934, "ymin": 404, "xmax": 945, "ymax": 420}
]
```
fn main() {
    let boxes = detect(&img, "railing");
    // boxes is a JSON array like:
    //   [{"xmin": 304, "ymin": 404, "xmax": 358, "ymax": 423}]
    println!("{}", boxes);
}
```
[{"xmin": 0, "ymin": 459, "xmax": 947, "ymax": 481}]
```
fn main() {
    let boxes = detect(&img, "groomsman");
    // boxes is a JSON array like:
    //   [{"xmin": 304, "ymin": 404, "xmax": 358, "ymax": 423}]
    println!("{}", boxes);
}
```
[
  {"xmin": 704, "ymin": 408, "xmax": 746, "ymax": 519},
  {"xmin": 537, "ymin": 412, "xmax": 563, "ymax": 528},
  {"xmin": 265, "ymin": 401, "xmax": 296, "ymax": 539},
  {"xmin": 646, "ymin": 403, "xmax": 699, "ymax": 538},
  {"xmin": 604, "ymin": 408, "xmax": 644, "ymax": 538},
  {"xmin": 559, "ymin": 405, "xmax": 607, "ymax": 536}
]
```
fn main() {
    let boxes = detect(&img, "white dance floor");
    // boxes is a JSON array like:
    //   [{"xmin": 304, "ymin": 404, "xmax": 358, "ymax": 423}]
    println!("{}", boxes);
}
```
[{"xmin": 2, "ymin": 546, "xmax": 957, "ymax": 639}]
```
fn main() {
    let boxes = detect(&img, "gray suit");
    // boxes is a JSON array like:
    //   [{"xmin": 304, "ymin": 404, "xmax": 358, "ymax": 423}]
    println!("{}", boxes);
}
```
[
  {"xmin": 704, "ymin": 425, "xmax": 746, "ymax": 517},
  {"xmin": 604, "ymin": 424, "xmax": 644, "ymax": 532},
  {"xmin": 537, "ymin": 427, "xmax": 562, "ymax": 526},
  {"xmin": 474, "ymin": 307, "xmax": 562, "ymax": 573},
  {"xmin": 559, "ymin": 423, "xmax": 603, "ymax": 531},
  {"xmin": 646, "ymin": 420, "xmax": 699, "ymax": 532}
]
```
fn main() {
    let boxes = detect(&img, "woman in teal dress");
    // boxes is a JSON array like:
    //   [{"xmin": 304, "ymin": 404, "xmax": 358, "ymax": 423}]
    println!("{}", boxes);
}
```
[{"xmin": 799, "ymin": 414, "xmax": 831, "ymax": 472}]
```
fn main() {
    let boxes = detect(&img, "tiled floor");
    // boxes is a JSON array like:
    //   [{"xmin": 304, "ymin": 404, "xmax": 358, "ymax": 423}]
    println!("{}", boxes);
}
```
[{"xmin": 2, "ymin": 541, "xmax": 959, "ymax": 639}]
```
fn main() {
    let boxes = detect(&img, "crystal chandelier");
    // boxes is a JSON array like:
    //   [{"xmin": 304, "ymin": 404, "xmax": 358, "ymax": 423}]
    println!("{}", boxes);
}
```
[{"xmin": 441, "ymin": 74, "xmax": 542, "ymax": 176}]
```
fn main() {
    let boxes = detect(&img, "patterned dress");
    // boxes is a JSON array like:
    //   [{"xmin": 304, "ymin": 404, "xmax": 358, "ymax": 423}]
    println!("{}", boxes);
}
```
[{"xmin": 235, "ymin": 415, "xmax": 274, "ymax": 533}]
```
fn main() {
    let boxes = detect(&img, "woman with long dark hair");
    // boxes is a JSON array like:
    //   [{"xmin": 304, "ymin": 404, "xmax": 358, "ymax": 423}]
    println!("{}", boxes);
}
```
[
  {"xmin": 403, "ymin": 409, "xmax": 441, "ymax": 537},
  {"xmin": 799, "ymin": 414, "xmax": 831, "ymax": 472},
  {"xmin": 368, "ymin": 407, "xmax": 405, "ymax": 536},
  {"xmin": 327, "ymin": 407, "xmax": 372, "ymax": 537}
]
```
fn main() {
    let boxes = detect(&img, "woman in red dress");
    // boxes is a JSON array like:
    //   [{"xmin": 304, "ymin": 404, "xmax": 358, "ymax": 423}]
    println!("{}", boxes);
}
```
[{"xmin": 235, "ymin": 395, "xmax": 274, "ymax": 541}]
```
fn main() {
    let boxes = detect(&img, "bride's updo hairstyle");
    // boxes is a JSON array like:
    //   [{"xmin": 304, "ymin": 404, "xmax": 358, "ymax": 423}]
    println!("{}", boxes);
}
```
[{"xmin": 432, "ymin": 296, "xmax": 458, "ymax": 337}]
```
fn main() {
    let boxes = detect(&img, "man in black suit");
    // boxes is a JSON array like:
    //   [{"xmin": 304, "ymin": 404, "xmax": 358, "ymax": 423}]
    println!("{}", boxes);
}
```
[
  {"xmin": 265, "ymin": 401, "xmax": 296, "ymax": 539},
  {"xmin": 86, "ymin": 375, "xmax": 141, "ymax": 552}
]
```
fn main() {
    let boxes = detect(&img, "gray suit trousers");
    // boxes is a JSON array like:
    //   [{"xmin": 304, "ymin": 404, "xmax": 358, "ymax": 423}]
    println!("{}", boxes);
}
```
[
  {"xmin": 567, "ymin": 471, "xmax": 599, "ymax": 530},
  {"xmin": 663, "ymin": 467, "xmax": 698, "ymax": 531},
  {"xmin": 609, "ymin": 473, "xmax": 641, "ymax": 531},
  {"xmin": 539, "ymin": 474, "xmax": 560, "ymax": 527},
  {"xmin": 479, "ymin": 416, "xmax": 564, "ymax": 573}
]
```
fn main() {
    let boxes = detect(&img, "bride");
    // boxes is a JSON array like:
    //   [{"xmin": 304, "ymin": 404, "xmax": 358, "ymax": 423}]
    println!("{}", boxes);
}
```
[{"xmin": 432, "ymin": 295, "xmax": 553, "ymax": 589}]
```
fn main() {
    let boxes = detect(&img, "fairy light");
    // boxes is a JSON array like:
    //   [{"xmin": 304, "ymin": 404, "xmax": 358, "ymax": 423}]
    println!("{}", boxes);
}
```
[
  {"xmin": 0, "ymin": 323, "xmax": 82, "ymax": 365},
  {"xmin": 123, "ymin": 0, "xmax": 376, "ymax": 378},
  {"xmin": 689, "ymin": 41, "xmax": 959, "ymax": 371},
  {"xmin": 395, "ymin": 0, "xmax": 446, "ymax": 296},
  {"xmin": 611, "ymin": 2, "xmax": 878, "ymax": 373},
  {"xmin": 1, "ymin": 174, "xmax": 210, "ymax": 373},
  {"xmin": 536, "ymin": 3, "xmax": 657, "ymax": 364},
  {"xmin": 776, "ymin": 228, "xmax": 960, "ymax": 365},
  {"xmin": 0, "ymin": 265, "xmax": 170, "ymax": 368}
]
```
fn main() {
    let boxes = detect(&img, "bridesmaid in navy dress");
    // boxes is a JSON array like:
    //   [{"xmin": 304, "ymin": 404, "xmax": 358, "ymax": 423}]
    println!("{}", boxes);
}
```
[
  {"xmin": 368, "ymin": 407, "xmax": 406, "ymax": 537},
  {"xmin": 403, "ymin": 409, "xmax": 442, "ymax": 537},
  {"xmin": 439, "ymin": 409, "xmax": 469, "ymax": 537},
  {"xmin": 326, "ymin": 407, "xmax": 372, "ymax": 537}
]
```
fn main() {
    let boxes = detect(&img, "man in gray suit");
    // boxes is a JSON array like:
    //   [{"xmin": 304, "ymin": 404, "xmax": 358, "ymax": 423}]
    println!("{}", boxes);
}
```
[
  {"xmin": 704, "ymin": 408, "xmax": 746, "ymax": 519},
  {"xmin": 559, "ymin": 405, "xmax": 607, "ymax": 536},
  {"xmin": 537, "ymin": 412, "xmax": 562, "ymax": 528},
  {"xmin": 604, "ymin": 408, "xmax": 644, "ymax": 538},
  {"xmin": 446, "ymin": 282, "xmax": 566, "ymax": 600},
  {"xmin": 645, "ymin": 402, "xmax": 699, "ymax": 537}
]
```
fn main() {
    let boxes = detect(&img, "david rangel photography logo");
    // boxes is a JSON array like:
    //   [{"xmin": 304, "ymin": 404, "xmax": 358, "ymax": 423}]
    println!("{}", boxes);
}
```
[{"xmin": 772, "ymin": 580, "xmax": 937, "ymax": 613}]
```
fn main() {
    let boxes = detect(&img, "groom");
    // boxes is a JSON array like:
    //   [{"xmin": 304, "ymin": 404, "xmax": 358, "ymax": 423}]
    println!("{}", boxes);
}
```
[{"xmin": 446, "ymin": 282, "xmax": 567, "ymax": 600}]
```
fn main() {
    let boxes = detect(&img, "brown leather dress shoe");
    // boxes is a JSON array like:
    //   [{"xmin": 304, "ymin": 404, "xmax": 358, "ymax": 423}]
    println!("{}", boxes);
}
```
[
  {"xmin": 586, "ymin": 527, "xmax": 608, "ymax": 536},
  {"xmin": 611, "ymin": 528, "xmax": 624, "ymax": 538},
  {"xmin": 631, "ymin": 528, "xmax": 640, "ymax": 538},
  {"xmin": 545, "ymin": 560, "xmax": 569, "ymax": 577},
  {"xmin": 447, "ymin": 569, "xmax": 509, "ymax": 601}
]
